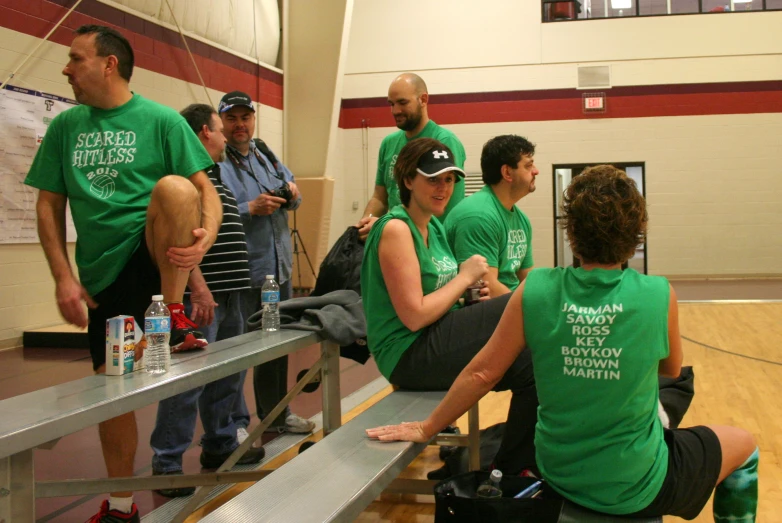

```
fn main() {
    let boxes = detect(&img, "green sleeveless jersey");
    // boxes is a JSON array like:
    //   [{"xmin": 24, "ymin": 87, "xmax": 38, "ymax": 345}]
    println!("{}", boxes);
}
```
[
  {"xmin": 523, "ymin": 267, "xmax": 670, "ymax": 514},
  {"xmin": 361, "ymin": 206, "xmax": 461, "ymax": 378}
]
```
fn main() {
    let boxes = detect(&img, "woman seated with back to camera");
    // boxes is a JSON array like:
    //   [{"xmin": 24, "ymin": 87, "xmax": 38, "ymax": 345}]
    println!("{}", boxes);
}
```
[
  {"xmin": 361, "ymin": 137, "xmax": 538, "ymax": 474},
  {"xmin": 367, "ymin": 165, "xmax": 758, "ymax": 522}
]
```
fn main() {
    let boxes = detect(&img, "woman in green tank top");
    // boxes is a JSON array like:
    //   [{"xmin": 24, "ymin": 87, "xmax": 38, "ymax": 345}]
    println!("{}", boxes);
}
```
[
  {"xmin": 361, "ymin": 137, "xmax": 539, "ymax": 475},
  {"xmin": 368, "ymin": 166, "xmax": 758, "ymax": 522}
]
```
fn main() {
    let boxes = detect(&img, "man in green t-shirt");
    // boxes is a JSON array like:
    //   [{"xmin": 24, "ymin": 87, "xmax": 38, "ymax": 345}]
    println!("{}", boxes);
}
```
[
  {"xmin": 356, "ymin": 73, "xmax": 466, "ymax": 240},
  {"xmin": 445, "ymin": 135, "xmax": 538, "ymax": 297},
  {"xmin": 23, "ymin": 25, "xmax": 221, "ymax": 523}
]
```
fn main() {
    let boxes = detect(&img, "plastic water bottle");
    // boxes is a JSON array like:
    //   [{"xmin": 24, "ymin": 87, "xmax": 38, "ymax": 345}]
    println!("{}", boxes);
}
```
[
  {"xmin": 476, "ymin": 469, "xmax": 503, "ymax": 499},
  {"xmin": 261, "ymin": 275, "xmax": 280, "ymax": 331},
  {"xmin": 144, "ymin": 295, "xmax": 171, "ymax": 374}
]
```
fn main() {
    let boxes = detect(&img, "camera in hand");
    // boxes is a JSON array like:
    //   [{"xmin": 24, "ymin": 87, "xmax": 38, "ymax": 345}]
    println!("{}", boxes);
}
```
[{"xmin": 269, "ymin": 182, "xmax": 294, "ymax": 208}]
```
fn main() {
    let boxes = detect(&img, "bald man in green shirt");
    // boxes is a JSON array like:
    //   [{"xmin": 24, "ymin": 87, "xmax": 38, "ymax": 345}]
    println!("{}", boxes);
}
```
[{"xmin": 356, "ymin": 73, "xmax": 466, "ymax": 240}]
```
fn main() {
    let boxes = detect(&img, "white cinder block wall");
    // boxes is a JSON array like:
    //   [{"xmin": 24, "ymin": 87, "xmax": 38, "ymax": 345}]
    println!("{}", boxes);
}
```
[
  {"xmin": 0, "ymin": 20, "xmax": 283, "ymax": 347},
  {"xmin": 329, "ymin": 1, "xmax": 782, "ymax": 279}
]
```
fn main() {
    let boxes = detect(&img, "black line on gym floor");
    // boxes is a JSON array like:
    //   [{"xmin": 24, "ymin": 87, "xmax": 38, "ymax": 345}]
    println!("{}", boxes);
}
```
[{"xmin": 682, "ymin": 335, "xmax": 782, "ymax": 367}]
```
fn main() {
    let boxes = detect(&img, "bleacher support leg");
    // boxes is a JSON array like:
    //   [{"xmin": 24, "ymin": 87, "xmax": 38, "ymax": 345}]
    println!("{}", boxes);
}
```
[
  {"xmin": 467, "ymin": 403, "xmax": 480, "ymax": 471},
  {"xmin": 0, "ymin": 450, "xmax": 35, "ymax": 522},
  {"xmin": 321, "ymin": 341, "xmax": 342, "ymax": 435}
]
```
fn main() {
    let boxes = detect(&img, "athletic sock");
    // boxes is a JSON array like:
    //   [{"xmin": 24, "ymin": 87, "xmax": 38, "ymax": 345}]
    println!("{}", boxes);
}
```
[
  {"xmin": 108, "ymin": 495, "xmax": 134, "ymax": 514},
  {"xmin": 713, "ymin": 447, "xmax": 759, "ymax": 523}
]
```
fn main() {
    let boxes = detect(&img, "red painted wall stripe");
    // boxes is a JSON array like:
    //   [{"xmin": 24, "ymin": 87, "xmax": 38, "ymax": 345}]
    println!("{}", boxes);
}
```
[
  {"xmin": 0, "ymin": 0, "xmax": 283, "ymax": 109},
  {"xmin": 340, "ymin": 81, "xmax": 782, "ymax": 128}
]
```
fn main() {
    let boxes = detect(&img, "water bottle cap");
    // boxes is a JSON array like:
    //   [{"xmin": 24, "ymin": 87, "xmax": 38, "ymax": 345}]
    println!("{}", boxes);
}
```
[
  {"xmin": 265, "ymin": 274, "xmax": 275, "ymax": 280},
  {"xmin": 152, "ymin": 295, "xmax": 164, "ymax": 301},
  {"xmin": 490, "ymin": 469, "xmax": 503, "ymax": 480}
]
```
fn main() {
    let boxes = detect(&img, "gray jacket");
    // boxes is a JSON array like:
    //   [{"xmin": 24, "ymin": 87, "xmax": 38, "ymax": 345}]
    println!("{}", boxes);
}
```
[{"xmin": 247, "ymin": 290, "xmax": 366, "ymax": 347}]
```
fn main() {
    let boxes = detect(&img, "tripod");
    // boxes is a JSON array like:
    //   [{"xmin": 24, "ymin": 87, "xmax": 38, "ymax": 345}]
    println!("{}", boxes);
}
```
[{"xmin": 290, "ymin": 209, "xmax": 317, "ymax": 295}]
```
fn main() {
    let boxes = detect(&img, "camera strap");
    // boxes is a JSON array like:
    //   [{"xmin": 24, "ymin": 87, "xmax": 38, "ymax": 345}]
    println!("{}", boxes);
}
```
[
  {"xmin": 252, "ymin": 138, "xmax": 287, "ymax": 183},
  {"xmin": 225, "ymin": 139, "xmax": 288, "ymax": 184}
]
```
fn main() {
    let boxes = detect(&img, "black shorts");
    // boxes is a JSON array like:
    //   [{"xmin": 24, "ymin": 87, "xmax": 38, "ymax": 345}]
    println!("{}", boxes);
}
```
[
  {"xmin": 87, "ymin": 237, "xmax": 160, "ymax": 371},
  {"xmin": 626, "ymin": 426, "xmax": 722, "ymax": 520}
]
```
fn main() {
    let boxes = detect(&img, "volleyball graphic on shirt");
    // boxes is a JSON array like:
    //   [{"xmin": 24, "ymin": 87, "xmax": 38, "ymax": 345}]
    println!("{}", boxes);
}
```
[{"xmin": 89, "ymin": 174, "xmax": 116, "ymax": 199}]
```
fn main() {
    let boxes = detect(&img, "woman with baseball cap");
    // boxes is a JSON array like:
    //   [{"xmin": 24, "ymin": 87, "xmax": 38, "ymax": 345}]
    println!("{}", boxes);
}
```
[
  {"xmin": 367, "ymin": 165, "xmax": 758, "ymax": 521},
  {"xmin": 361, "ymin": 137, "xmax": 538, "ymax": 474}
]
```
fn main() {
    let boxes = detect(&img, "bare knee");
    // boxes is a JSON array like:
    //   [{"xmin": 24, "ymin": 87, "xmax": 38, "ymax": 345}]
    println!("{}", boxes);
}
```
[
  {"xmin": 709, "ymin": 425, "xmax": 757, "ymax": 483},
  {"xmin": 151, "ymin": 175, "xmax": 199, "ymax": 206}
]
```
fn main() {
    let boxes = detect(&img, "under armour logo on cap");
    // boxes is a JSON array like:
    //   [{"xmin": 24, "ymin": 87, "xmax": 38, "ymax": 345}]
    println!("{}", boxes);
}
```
[{"xmin": 417, "ymin": 146, "xmax": 465, "ymax": 180}]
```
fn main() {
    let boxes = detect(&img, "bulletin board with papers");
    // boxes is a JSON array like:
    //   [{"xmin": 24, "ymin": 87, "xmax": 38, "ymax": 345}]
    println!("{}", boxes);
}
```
[{"xmin": 0, "ymin": 84, "xmax": 77, "ymax": 243}]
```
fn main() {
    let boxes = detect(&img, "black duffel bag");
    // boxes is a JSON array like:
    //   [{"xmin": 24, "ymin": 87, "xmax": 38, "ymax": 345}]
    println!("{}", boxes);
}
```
[
  {"xmin": 435, "ymin": 471, "xmax": 664, "ymax": 523},
  {"xmin": 434, "ymin": 471, "xmax": 562, "ymax": 523}
]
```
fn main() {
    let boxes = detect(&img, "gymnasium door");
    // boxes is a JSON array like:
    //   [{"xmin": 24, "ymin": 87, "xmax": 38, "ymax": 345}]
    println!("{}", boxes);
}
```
[{"xmin": 553, "ymin": 163, "xmax": 647, "ymax": 274}]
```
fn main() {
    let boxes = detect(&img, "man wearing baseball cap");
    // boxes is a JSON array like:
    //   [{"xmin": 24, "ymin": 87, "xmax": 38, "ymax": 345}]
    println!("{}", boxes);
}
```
[{"xmin": 216, "ymin": 91, "xmax": 315, "ymax": 436}]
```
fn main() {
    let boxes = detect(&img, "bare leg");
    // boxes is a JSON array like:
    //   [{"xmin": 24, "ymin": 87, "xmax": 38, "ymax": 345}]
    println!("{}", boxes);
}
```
[
  {"xmin": 708, "ymin": 425, "xmax": 756, "ymax": 483},
  {"xmin": 709, "ymin": 425, "xmax": 758, "ymax": 523},
  {"xmin": 95, "ymin": 364, "xmax": 137, "ymax": 498},
  {"xmin": 145, "ymin": 175, "xmax": 201, "ymax": 303}
]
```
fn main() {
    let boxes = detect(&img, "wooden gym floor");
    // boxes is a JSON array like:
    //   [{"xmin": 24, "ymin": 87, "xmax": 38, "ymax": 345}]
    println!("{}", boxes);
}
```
[{"xmin": 190, "ymin": 301, "xmax": 782, "ymax": 522}]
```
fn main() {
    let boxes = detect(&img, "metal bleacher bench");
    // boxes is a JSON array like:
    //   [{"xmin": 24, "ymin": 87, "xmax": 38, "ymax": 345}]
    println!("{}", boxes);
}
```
[
  {"xmin": 200, "ymin": 390, "xmax": 452, "ymax": 523},
  {"xmin": 0, "ymin": 329, "xmax": 341, "ymax": 523},
  {"xmin": 0, "ymin": 326, "xmax": 663, "ymax": 523},
  {"xmin": 200, "ymin": 388, "xmax": 662, "ymax": 523}
]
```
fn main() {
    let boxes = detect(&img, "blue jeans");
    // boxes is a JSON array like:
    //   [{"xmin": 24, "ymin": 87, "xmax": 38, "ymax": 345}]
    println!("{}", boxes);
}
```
[
  {"xmin": 233, "ymin": 281, "xmax": 293, "ymax": 429},
  {"xmin": 150, "ymin": 290, "xmax": 250, "ymax": 473}
]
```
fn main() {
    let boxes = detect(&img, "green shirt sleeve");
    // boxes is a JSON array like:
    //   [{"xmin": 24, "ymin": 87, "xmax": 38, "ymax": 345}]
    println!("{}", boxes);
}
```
[
  {"xmin": 24, "ymin": 116, "xmax": 67, "ymax": 194},
  {"xmin": 519, "ymin": 210, "xmax": 535, "ymax": 269},
  {"xmin": 375, "ymin": 139, "xmax": 387, "ymax": 187},
  {"xmin": 449, "ymin": 214, "xmax": 503, "ymax": 267},
  {"xmin": 164, "ymin": 118, "xmax": 214, "ymax": 177}
]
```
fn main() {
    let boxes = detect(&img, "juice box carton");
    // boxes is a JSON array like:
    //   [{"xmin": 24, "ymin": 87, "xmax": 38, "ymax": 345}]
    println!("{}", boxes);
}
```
[{"xmin": 105, "ymin": 316, "xmax": 146, "ymax": 375}]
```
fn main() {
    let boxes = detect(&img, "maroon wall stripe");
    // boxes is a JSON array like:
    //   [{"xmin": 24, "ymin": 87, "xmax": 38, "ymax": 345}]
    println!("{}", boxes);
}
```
[
  {"xmin": 1, "ymin": 0, "xmax": 283, "ymax": 109},
  {"xmin": 340, "ymin": 82, "xmax": 782, "ymax": 128}
]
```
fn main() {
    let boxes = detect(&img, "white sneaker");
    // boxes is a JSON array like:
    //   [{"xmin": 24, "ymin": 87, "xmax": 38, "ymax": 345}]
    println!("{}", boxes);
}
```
[
  {"xmin": 284, "ymin": 414, "xmax": 315, "ymax": 434},
  {"xmin": 237, "ymin": 427, "xmax": 249, "ymax": 444}
]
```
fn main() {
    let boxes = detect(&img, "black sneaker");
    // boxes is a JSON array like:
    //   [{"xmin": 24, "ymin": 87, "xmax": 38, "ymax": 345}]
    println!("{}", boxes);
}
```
[
  {"xmin": 200, "ymin": 445, "xmax": 265, "ymax": 470},
  {"xmin": 152, "ymin": 470, "xmax": 195, "ymax": 498},
  {"xmin": 86, "ymin": 500, "xmax": 140, "ymax": 523},
  {"xmin": 167, "ymin": 303, "xmax": 208, "ymax": 352}
]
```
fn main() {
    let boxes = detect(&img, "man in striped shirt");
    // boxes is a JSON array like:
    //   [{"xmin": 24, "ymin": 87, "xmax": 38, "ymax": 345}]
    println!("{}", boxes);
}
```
[{"xmin": 149, "ymin": 104, "xmax": 264, "ymax": 497}]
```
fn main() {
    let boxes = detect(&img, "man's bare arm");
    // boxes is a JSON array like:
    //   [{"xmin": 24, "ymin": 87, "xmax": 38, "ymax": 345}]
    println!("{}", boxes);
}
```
[
  {"xmin": 191, "ymin": 171, "xmax": 222, "ymax": 251},
  {"xmin": 356, "ymin": 185, "xmax": 389, "ymax": 240},
  {"xmin": 188, "ymin": 266, "xmax": 217, "ymax": 327},
  {"xmin": 485, "ymin": 267, "xmax": 513, "ymax": 297},
  {"xmin": 361, "ymin": 185, "xmax": 389, "ymax": 219},
  {"xmin": 36, "ymin": 189, "xmax": 96, "ymax": 327},
  {"xmin": 517, "ymin": 266, "xmax": 534, "ymax": 284}
]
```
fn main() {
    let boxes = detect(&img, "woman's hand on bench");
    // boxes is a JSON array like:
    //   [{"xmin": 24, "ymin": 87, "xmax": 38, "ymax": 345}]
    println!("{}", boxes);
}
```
[{"xmin": 366, "ymin": 421, "xmax": 428, "ymax": 443}]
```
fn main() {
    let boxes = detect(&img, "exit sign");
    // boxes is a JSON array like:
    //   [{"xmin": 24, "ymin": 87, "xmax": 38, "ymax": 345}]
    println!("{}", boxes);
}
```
[{"xmin": 583, "ymin": 92, "xmax": 607, "ymax": 113}]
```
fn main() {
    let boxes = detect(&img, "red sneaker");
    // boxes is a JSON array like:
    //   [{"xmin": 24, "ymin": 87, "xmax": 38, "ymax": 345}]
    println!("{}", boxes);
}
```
[
  {"xmin": 167, "ymin": 303, "xmax": 208, "ymax": 352},
  {"xmin": 86, "ymin": 500, "xmax": 140, "ymax": 523}
]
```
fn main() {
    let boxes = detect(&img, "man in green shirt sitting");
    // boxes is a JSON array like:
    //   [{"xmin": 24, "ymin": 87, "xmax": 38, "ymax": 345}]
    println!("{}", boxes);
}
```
[
  {"xmin": 445, "ymin": 135, "xmax": 538, "ymax": 297},
  {"xmin": 356, "ymin": 73, "xmax": 466, "ymax": 240}
]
